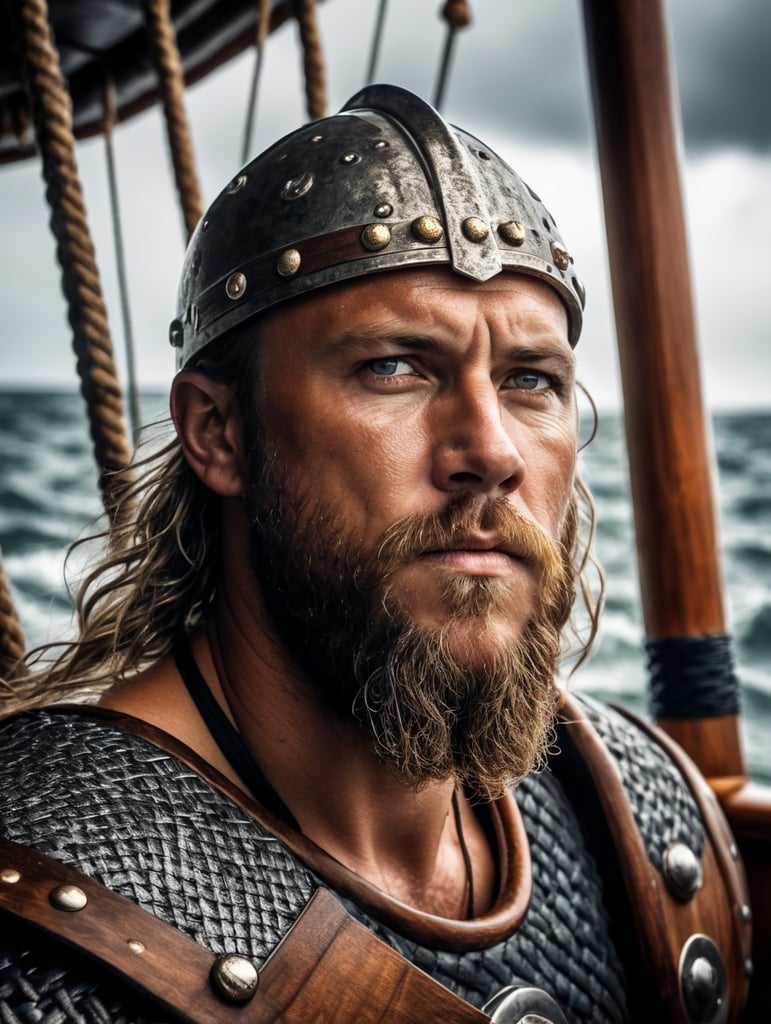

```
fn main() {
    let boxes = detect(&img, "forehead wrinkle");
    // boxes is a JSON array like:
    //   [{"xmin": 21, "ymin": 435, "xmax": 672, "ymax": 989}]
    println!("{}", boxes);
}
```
[{"xmin": 324, "ymin": 330, "xmax": 444, "ymax": 354}]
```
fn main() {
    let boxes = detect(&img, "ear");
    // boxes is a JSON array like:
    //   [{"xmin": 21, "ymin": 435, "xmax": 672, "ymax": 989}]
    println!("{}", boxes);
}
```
[{"xmin": 171, "ymin": 372, "xmax": 246, "ymax": 497}]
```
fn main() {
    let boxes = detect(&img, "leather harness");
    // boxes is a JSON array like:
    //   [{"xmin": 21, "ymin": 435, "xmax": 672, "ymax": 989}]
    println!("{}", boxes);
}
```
[{"xmin": 0, "ymin": 694, "xmax": 752, "ymax": 1023}]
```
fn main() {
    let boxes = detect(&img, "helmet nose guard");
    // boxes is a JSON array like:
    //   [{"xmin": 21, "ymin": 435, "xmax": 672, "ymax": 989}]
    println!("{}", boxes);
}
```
[{"xmin": 171, "ymin": 84, "xmax": 585, "ymax": 368}]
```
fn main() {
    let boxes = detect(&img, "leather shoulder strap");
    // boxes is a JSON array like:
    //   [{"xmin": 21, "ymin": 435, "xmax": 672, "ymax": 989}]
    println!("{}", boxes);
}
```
[
  {"xmin": 0, "ymin": 837, "xmax": 489, "ymax": 1024},
  {"xmin": 558, "ymin": 693, "xmax": 752, "ymax": 1023}
]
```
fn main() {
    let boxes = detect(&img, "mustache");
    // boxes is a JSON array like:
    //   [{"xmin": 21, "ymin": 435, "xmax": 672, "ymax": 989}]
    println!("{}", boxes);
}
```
[{"xmin": 374, "ymin": 496, "xmax": 565, "ymax": 578}]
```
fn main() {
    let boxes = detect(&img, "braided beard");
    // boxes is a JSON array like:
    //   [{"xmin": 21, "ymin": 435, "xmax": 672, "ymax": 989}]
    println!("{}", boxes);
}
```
[{"xmin": 246, "ymin": 453, "xmax": 576, "ymax": 801}]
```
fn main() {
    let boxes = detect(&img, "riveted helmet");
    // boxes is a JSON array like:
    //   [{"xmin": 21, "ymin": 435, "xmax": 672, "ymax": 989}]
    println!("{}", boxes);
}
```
[{"xmin": 170, "ymin": 84, "xmax": 585, "ymax": 368}]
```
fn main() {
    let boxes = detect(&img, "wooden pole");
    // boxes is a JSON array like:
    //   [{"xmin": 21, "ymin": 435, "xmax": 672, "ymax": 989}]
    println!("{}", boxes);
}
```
[{"xmin": 580, "ymin": 0, "xmax": 744, "ymax": 781}]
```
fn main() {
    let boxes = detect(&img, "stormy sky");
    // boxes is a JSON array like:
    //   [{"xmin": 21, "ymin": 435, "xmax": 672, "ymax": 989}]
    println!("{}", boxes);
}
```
[{"xmin": 1, "ymin": 0, "xmax": 768, "ymax": 412}]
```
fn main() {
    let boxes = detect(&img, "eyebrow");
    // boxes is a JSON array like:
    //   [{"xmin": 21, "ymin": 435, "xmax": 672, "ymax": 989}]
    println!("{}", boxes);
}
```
[{"xmin": 329, "ymin": 331, "xmax": 574, "ymax": 367}]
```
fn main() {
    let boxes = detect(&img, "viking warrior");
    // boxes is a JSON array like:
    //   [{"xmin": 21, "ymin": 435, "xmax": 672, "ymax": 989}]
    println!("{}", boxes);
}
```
[{"xmin": 0, "ymin": 86, "xmax": 750, "ymax": 1023}]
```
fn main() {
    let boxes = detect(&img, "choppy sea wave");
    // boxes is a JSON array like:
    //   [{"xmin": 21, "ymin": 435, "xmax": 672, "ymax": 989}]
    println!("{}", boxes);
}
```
[{"xmin": 1, "ymin": 390, "xmax": 769, "ymax": 782}]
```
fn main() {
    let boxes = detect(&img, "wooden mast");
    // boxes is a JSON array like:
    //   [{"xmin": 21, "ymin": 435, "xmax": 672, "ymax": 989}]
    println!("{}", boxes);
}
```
[
  {"xmin": 581, "ymin": 3, "xmax": 770, "ymax": 1010},
  {"xmin": 580, "ymin": 0, "xmax": 744, "ymax": 784}
]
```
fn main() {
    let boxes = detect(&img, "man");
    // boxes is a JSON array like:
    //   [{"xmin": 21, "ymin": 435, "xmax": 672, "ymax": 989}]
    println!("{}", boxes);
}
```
[{"xmin": 0, "ymin": 86, "xmax": 749, "ymax": 1023}]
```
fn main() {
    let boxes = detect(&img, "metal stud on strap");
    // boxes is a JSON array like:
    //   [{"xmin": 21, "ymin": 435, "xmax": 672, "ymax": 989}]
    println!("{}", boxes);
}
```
[{"xmin": 483, "ymin": 985, "xmax": 569, "ymax": 1024}]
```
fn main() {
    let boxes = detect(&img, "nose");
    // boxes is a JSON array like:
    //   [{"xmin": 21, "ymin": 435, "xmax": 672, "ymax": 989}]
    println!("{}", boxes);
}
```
[{"xmin": 430, "ymin": 380, "xmax": 525, "ymax": 496}]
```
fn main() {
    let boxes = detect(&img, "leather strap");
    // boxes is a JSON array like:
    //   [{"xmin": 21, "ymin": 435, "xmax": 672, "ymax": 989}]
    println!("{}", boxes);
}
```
[
  {"xmin": 559, "ymin": 694, "xmax": 752, "ymax": 1022},
  {"xmin": 0, "ymin": 837, "xmax": 490, "ymax": 1024}
]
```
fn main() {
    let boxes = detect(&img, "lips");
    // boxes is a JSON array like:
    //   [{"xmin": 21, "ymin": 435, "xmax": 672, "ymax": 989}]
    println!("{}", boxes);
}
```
[
  {"xmin": 419, "ymin": 537, "xmax": 526, "ymax": 575},
  {"xmin": 422, "ymin": 534, "xmax": 526, "ymax": 562}
]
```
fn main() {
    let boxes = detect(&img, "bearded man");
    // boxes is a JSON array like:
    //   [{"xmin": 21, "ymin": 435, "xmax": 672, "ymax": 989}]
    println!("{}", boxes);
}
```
[{"xmin": 0, "ymin": 86, "xmax": 750, "ymax": 1023}]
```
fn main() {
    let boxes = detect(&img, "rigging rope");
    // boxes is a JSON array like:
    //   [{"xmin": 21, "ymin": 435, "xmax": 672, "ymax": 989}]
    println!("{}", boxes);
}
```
[
  {"xmin": 241, "ymin": 0, "xmax": 273, "ymax": 166},
  {"xmin": 142, "ymin": 0, "xmax": 204, "ymax": 240},
  {"xmin": 13, "ymin": 0, "xmax": 132, "ymax": 509},
  {"xmin": 434, "ymin": 0, "xmax": 472, "ymax": 110},
  {"xmin": 103, "ymin": 78, "xmax": 141, "ymax": 443},
  {"xmin": 293, "ymin": 0, "xmax": 329, "ymax": 121},
  {"xmin": 365, "ymin": 0, "xmax": 389, "ymax": 85},
  {"xmin": 0, "ymin": 551, "xmax": 26, "ymax": 684}
]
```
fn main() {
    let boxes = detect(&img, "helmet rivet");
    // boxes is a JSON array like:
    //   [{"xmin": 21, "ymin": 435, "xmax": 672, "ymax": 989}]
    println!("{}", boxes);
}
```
[
  {"xmin": 498, "ymin": 221, "xmax": 525, "ymax": 246},
  {"xmin": 411, "ymin": 216, "xmax": 444, "ymax": 244},
  {"xmin": 281, "ymin": 172, "xmax": 314, "ymax": 200},
  {"xmin": 310, "ymin": 134, "xmax": 323, "ymax": 142},
  {"xmin": 276, "ymin": 249, "xmax": 302, "ymax": 277},
  {"xmin": 225, "ymin": 272, "xmax": 247, "ymax": 300},
  {"xmin": 551, "ymin": 242, "xmax": 571, "ymax": 270},
  {"xmin": 462, "ymin": 217, "xmax": 489, "ymax": 242},
  {"xmin": 374, "ymin": 203, "xmax": 393, "ymax": 218},
  {"xmin": 341, "ymin": 152, "xmax": 360, "ymax": 165},
  {"xmin": 225, "ymin": 174, "xmax": 247, "ymax": 195},
  {"xmin": 210, "ymin": 953, "xmax": 259, "ymax": 1003},
  {"xmin": 373, "ymin": 140, "xmax": 388, "ymax": 149},
  {"xmin": 361, "ymin": 224, "xmax": 391, "ymax": 251}
]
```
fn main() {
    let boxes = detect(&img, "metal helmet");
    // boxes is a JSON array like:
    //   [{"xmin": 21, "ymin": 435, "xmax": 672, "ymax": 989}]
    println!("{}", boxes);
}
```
[{"xmin": 170, "ymin": 84, "xmax": 585, "ymax": 368}]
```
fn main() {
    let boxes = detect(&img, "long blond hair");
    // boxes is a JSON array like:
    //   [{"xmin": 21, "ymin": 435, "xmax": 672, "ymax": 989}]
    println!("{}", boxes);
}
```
[{"xmin": 1, "ymin": 333, "xmax": 260, "ymax": 715}]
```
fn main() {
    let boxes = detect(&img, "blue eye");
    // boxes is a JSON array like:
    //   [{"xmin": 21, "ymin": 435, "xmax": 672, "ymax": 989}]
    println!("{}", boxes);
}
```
[
  {"xmin": 509, "ymin": 370, "xmax": 552, "ymax": 390},
  {"xmin": 368, "ymin": 357, "xmax": 411, "ymax": 376}
]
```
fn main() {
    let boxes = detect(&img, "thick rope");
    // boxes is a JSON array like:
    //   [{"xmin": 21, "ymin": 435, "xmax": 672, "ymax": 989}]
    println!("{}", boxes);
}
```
[
  {"xmin": 14, "ymin": 0, "xmax": 132, "ymax": 510},
  {"xmin": 0, "ymin": 551, "xmax": 26, "ymax": 681},
  {"xmin": 241, "ymin": 0, "xmax": 274, "ymax": 165},
  {"xmin": 293, "ymin": 0, "xmax": 328, "ymax": 121},
  {"xmin": 142, "ymin": 0, "xmax": 204, "ymax": 240}
]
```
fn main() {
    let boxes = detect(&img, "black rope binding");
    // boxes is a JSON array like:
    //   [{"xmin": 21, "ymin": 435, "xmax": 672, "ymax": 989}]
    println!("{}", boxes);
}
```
[{"xmin": 646, "ymin": 633, "xmax": 741, "ymax": 720}]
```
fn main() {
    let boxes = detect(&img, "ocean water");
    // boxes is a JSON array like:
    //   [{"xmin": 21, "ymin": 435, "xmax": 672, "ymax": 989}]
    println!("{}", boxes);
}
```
[{"xmin": 1, "ymin": 390, "xmax": 770, "ymax": 782}]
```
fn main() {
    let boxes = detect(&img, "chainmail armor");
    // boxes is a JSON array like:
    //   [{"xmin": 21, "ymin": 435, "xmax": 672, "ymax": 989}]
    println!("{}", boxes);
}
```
[{"xmin": 0, "ymin": 698, "xmax": 705, "ymax": 1023}]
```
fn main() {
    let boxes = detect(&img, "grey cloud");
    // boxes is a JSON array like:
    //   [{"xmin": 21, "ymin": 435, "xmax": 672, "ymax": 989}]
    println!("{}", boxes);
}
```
[
  {"xmin": 361, "ymin": 0, "xmax": 768, "ymax": 153},
  {"xmin": 671, "ymin": 0, "xmax": 771, "ymax": 151}
]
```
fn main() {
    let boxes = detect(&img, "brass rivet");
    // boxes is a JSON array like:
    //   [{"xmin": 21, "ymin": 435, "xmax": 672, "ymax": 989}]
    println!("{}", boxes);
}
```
[
  {"xmin": 225, "ymin": 272, "xmax": 247, "ymax": 300},
  {"xmin": 340, "ymin": 152, "xmax": 360, "ymax": 165},
  {"xmin": 374, "ymin": 203, "xmax": 393, "ymax": 218},
  {"xmin": 0, "ymin": 868, "xmax": 20, "ymax": 884},
  {"xmin": 49, "ymin": 884, "xmax": 88, "ymax": 912},
  {"xmin": 461, "ymin": 217, "xmax": 489, "ymax": 242},
  {"xmin": 210, "ymin": 953, "xmax": 259, "ymax": 1004},
  {"xmin": 572, "ymin": 276, "xmax": 586, "ymax": 309},
  {"xmin": 361, "ymin": 224, "xmax": 391, "ymax": 251},
  {"xmin": 498, "ymin": 221, "xmax": 525, "ymax": 246},
  {"xmin": 127, "ymin": 939, "xmax": 146, "ymax": 954},
  {"xmin": 373, "ymin": 140, "xmax": 388, "ymax": 149},
  {"xmin": 281, "ymin": 172, "xmax": 314, "ymax": 200},
  {"xmin": 276, "ymin": 249, "xmax": 302, "ymax": 277},
  {"xmin": 662, "ymin": 842, "xmax": 703, "ymax": 902},
  {"xmin": 225, "ymin": 174, "xmax": 247, "ymax": 195},
  {"xmin": 551, "ymin": 242, "xmax": 570, "ymax": 271},
  {"xmin": 411, "ymin": 216, "xmax": 444, "ymax": 244}
]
